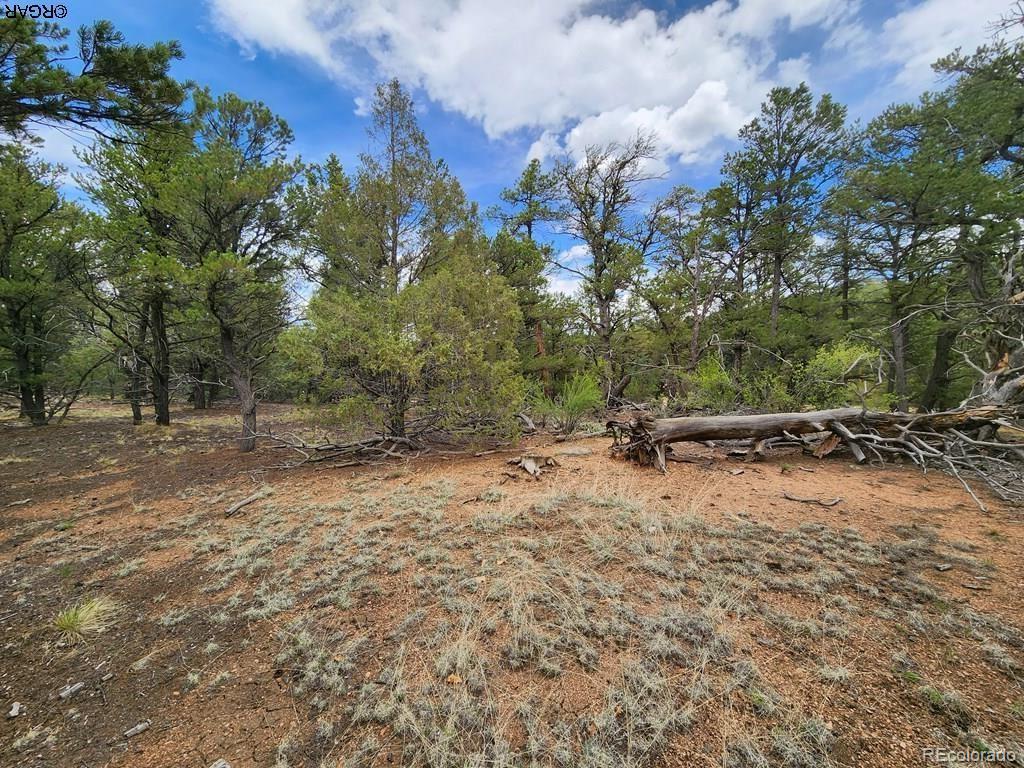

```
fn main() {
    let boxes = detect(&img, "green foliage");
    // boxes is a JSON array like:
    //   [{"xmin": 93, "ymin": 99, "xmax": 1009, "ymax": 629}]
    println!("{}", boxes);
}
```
[
  {"xmin": 4, "ymin": 14, "xmax": 1024, "ymax": 437},
  {"xmin": 309, "ymin": 255, "xmax": 526, "ymax": 437},
  {"xmin": 534, "ymin": 372, "xmax": 603, "ymax": 434},
  {"xmin": 791, "ymin": 342, "xmax": 874, "ymax": 408},
  {"xmin": 0, "ymin": 145, "xmax": 100, "ymax": 423},
  {"xmin": 487, "ymin": 158, "xmax": 561, "ymax": 240},
  {"xmin": 741, "ymin": 369, "xmax": 795, "ymax": 412},
  {"xmin": 0, "ymin": 18, "xmax": 184, "ymax": 138},
  {"xmin": 681, "ymin": 357, "xmax": 737, "ymax": 412}
]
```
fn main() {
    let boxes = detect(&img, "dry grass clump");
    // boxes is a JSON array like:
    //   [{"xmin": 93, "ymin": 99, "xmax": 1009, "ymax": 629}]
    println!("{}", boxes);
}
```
[
  {"xmin": 165, "ymin": 468, "xmax": 1021, "ymax": 767},
  {"xmin": 54, "ymin": 595, "xmax": 119, "ymax": 644}
]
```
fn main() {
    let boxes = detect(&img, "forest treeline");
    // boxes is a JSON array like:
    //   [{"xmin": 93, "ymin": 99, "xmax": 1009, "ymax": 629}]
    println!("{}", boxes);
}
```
[{"xmin": 1, "ymin": 13, "xmax": 1022, "ymax": 450}]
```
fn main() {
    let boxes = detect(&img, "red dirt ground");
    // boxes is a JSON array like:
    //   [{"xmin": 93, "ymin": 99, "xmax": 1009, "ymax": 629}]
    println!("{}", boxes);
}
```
[{"xmin": 1, "ymin": 402, "xmax": 1021, "ymax": 767}]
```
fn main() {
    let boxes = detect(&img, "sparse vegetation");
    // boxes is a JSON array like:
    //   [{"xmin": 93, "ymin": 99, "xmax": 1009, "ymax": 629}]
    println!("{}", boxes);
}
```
[
  {"xmin": 53, "ymin": 596, "xmax": 118, "ymax": 644},
  {"xmin": 1, "ymin": 5, "xmax": 1023, "ymax": 765}
]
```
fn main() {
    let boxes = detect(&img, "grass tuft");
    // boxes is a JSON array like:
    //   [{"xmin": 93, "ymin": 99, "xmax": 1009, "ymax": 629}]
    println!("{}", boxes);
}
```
[{"xmin": 54, "ymin": 595, "xmax": 118, "ymax": 644}]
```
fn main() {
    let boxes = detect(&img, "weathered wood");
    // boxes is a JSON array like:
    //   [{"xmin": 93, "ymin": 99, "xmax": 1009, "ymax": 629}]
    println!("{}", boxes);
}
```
[
  {"xmin": 224, "ymin": 488, "xmax": 270, "ymax": 518},
  {"xmin": 611, "ymin": 406, "xmax": 1016, "ymax": 453},
  {"xmin": 608, "ymin": 405, "xmax": 1023, "ymax": 508},
  {"xmin": 637, "ymin": 407, "xmax": 865, "ymax": 444}
]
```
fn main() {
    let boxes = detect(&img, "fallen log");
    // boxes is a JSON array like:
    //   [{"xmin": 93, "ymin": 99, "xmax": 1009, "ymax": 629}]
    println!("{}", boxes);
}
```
[{"xmin": 608, "ymin": 406, "xmax": 1024, "ymax": 509}]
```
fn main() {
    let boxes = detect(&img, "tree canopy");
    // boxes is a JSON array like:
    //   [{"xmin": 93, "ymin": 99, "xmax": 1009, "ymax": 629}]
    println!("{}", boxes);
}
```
[{"xmin": 1, "ymin": 11, "xmax": 1021, "ymax": 451}]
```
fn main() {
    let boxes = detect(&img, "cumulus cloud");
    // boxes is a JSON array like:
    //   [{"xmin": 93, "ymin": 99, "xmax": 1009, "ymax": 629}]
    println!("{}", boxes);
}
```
[
  {"xmin": 827, "ymin": 0, "xmax": 1009, "ymax": 91},
  {"xmin": 209, "ymin": 0, "xmax": 343, "ymax": 75},
  {"xmin": 877, "ymin": 0, "xmax": 1009, "ymax": 88},
  {"xmin": 205, "ymin": 0, "xmax": 1011, "ymax": 167},
  {"xmin": 207, "ymin": 0, "xmax": 861, "ymax": 166}
]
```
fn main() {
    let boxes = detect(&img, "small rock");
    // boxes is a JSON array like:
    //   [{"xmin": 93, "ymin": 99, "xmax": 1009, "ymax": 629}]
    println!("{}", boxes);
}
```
[
  {"xmin": 208, "ymin": 760, "xmax": 231, "ymax": 768},
  {"xmin": 100, "ymin": 673, "xmax": 113, "ymax": 683},
  {"xmin": 934, "ymin": 564, "xmax": 953, "ymax": 572},
  {"xmin": 647, "ymin": 526, "xmax": 658, "ymax": 534},
  {"xmin": 58, "ymin": 682, "xmax": 84, "ymax": 700},
  {"xmin": 7, "ymin": 701, "xmax": 22, "ymax": 718},
  {"xmin": 124, "ymin": 720, "xmax": 151, "ymax": 738}
]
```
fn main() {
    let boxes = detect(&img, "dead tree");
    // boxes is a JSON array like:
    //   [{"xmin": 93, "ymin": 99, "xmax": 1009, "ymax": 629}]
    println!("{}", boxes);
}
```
[{"xmin": 609, "ymin": 406, "xmax": 1024, "ymax": 509}]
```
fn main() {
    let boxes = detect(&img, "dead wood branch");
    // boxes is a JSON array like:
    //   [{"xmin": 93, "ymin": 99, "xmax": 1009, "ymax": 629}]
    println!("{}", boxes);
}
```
[
  {"xmin": 255, "ymin": 431, "xmax": 426, "ymax": 469},
  {"xmin": 225, "ymin": 487, "xmax": 271, "ymax": 518},
  {"xmin": 782, "ymin": 491, "xmax": 843, "ymax": 507},
  {"xmin": 609, "ymin": 406, "xmax": 1024, "ymax": 509}
]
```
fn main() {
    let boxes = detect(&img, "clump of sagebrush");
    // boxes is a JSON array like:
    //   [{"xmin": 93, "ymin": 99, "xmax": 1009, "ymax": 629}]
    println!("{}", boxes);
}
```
[
  {"xmin": 54, "ymin": 595, "xmax": 118, "ymax": 644},
  {"xmin": 982, "ymin": 641, "xmax": 1018, "ymax": 673},
  {"xmin": 727, "ymin": 737, "xmax": 770, "ymax": 768},
  {"xmin": 157, "ymin": 607, "xmax": 192, "ymax": 627},
  {"xmin": 818, "ymin": 664, "xmax": 851, "ymax": 685},
  {"xmin": 435, "ymin": 623, "xmax": 488, "ymax": 693},
  {"xmin": 771, "ymin": 717, "xmax": 836, "ymax": 767},
  {"xmin": 275, "ymin": 619, "xmax": 367, "ymax": 702},
  {"xmin": 583, "ymin": 659, "xmax": 692, "ymax": 764},
  {"xmin": 115, "ymin": 557, "xmax": 145, "ymax": 577},
  {"xmin": 244, "ymin": 580, "xmax": 295, "ymax": 620}
]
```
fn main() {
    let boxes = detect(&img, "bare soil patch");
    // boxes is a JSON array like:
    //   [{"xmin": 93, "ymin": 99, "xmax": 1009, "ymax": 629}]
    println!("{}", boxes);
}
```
[{"xmin": 1, "ymin": 403, "xmax": 1022, "ymax": 767}]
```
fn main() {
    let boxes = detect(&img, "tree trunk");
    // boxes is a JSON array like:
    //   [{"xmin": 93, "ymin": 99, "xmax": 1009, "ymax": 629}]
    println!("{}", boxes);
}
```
[
  {"xmin": 29, "ymin": 383, "xmax": 46, "ymax": 426},
  {"xmin": 9, "ymin": 307, "xmax": 44, "ymax": 425},
  {"xmin": 595, "ymin": 291, "xmax": 617, "ymax": 400},
  {"xmin": 920, "ymin": 328, "xmax": 956, "ymax": 411},
  {"xmin": 385, "ymin": 384, "xmax": 409, "ymax": 438},
  {"xmin": 128, "ymin": 303, "xmax": 150, "ymax": 425},
  {"xmin": 192, "ymin": 357, "xmax": 208, "ymax": 410},
  {"xmin": 25, "ymin": 314, "xmax": 47, "ymax": 425},
  {"xmin": 890, "ymin": 318, "xmax": 909, "ymax": 413},
  {"xmin": 769, "ymin": 252, "xmax": 783, "ymax": 337},
  {"xmin": 688, "ymin": 317, "xmax": 703, "ymax": 369},
  {"xmin": 534, "ymin": 319, "xmax": 552, "ymax": 398},
  {"xmin": 236, "ymin": 376, "xmax": 257, "ymax": 453},
  {"xmin": 150, "ymin": 298, "xmax": 171, "ymax": 426},
  {"xmin": 609, "ymin": 374, "xmax": 632, "ymax": 403},
  {"xmin": 839, "ymin": 240, "xmax": 851, "ymax": 323},
  {"xmin": 128, "ymin": 374, "xmax": 144, "ymax": 426},
  {"xmin": 220, "ymin": 326, "xmax": 257, "ymax": 452},
  {"xmin": 610, "ymin": 406, "xmax": 1018, "ymax": 470}
]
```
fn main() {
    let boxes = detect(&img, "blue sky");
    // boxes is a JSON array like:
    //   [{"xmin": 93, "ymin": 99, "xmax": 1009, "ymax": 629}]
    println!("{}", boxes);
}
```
[{"xmin": 41, "ymin": 0, "xmax": 1013, "ymax": 288}]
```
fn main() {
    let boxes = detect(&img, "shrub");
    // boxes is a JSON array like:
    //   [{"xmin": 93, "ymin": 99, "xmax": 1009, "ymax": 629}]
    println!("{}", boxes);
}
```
[
  {"xmin": 535, "ymin": 372, "xmax": 603, "ymax": 434},
  {"xmin": 742, "ymin": 369, "xmax": 795, "ymax": 411},
  {"xmin": 308, "ymin": 255, "xmax": 527, "ymax": 437},
  {"xmin": 683, "ymin": 356, "xmax": 737, "ymax": 411},
  {"xmin": 792, "ymin": 341, "xmax": 874, "ymax": 408}
]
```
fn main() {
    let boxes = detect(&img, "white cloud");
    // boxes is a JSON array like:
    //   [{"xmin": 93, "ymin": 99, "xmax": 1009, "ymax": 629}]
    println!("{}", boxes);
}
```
[
  {"xmin": 527, "ymin": 130, "xmax": 562, "ymax": 164},
  {"xmin": 776, "ymin": 55, "xmax": 812, "ymax": 88},
  {"xmin": 550, "ymin": 80, "xmax": 750, "ymax": 170},
  {"xmin": 208, "ymin": 0, "xmax": 858, "ymax": 166},
  {"xmin": 546, "ymin": 243, "xmax": 589, "ymax": 296},
  {"xmin": 724, "ymin": 0, "xmax": 852, "ymax": 38},
  {"xmin": 827, "ymin": 0, "xmax": 1010, "ymax": 91},
  {"xmin": 878, "ymin": 0, "xmax": 1009, "ymax": 88},
  {"xmin": 206, "ymin": 0, "xmax": 1012, "ymax": 168},
  {"xmin": 209, "ymin": 0, "xmax": 343, "ymax": 75}
]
